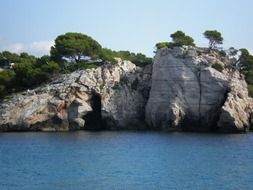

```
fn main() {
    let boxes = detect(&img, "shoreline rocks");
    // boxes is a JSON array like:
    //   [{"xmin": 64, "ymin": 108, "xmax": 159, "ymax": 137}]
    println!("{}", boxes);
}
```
[{"xmin": 1, "ymin": 47, "xmax": 253, "ymax": 133}]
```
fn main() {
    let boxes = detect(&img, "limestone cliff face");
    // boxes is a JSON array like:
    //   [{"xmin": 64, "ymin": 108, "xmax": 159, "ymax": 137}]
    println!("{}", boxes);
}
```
[
  {"xmin": 0, "ymin": 59, "xmax": 151, "ymax": 131},
  {"xmin": 0, "ymin": 47, "xmax": 253, "ymax": 133},
  {"xmin": 145, "ymin": 47, "xmax": 253, "ymax": 132}
]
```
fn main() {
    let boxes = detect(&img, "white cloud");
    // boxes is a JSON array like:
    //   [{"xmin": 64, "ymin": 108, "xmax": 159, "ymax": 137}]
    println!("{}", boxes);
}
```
[{"xmin": 2, "ymin": 41, "xmax": 54, "ymax": 57}]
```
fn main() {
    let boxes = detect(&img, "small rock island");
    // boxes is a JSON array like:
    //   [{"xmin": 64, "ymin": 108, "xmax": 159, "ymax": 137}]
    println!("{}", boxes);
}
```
[{"xmin": 1, "ymin": 31, "xmax": 253, "ymax": 133}]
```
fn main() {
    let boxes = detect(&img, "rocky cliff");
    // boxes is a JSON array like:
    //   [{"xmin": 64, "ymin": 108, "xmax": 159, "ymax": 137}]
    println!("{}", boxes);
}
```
[
  {"xmin": 0, "ymin": 47, "xmax": 253, "ymax": 133},
  {"xmin": 146, "ymin": 47, "xmax": 253, "ymax": 132},
  {"xmin": 0, "ymin": 58, "xmax": 151, "ymax": 131}
]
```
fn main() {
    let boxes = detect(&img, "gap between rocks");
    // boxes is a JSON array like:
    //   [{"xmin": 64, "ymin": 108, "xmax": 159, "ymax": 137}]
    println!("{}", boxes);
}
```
[{"xmin": 83, "ymin": 91, "xmax": 104, "ymax": 130}]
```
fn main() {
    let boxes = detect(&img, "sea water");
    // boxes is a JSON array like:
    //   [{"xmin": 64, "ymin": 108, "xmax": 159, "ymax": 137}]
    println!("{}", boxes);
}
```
[{"xmin": 0, "ymin": 131, "xmax": 253, "ymax": 190}]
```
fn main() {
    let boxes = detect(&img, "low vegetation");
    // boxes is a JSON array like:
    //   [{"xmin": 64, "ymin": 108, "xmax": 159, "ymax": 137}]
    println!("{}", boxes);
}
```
[{"xmin": 212, "ymin": 62, "xmax": 224, "ymax": 72}]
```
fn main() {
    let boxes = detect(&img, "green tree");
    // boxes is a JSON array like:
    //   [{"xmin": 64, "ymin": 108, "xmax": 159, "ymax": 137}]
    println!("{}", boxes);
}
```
[
  {"xmin": 50, "ymin": 32, "xmax": 102, "ymax": 63},
  {"xmin": 100, "ymin": 48, "xmax": 116, "ymax": 63},
  {"xmin": 155, "ymin": 31, "xmax": 195, "ymax": 50},
  {"xmin": 203, "ymin": 30, "xmax": 223, "ymax": 49},
  {"xmin": 170, "ymin": 31, "xmax": 195, "ymax": 47}
]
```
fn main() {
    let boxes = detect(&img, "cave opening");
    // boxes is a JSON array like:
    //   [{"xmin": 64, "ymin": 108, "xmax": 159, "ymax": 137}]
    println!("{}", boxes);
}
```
[{"xmin": 83, "ymin": 91, "xmax": 104, "ymax": 130}]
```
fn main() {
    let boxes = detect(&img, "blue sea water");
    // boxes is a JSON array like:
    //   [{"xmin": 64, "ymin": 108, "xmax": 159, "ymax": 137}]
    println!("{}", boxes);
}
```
[{"xmin": 0, "ymin": 131, "xmax": 253, "ymax": 190}]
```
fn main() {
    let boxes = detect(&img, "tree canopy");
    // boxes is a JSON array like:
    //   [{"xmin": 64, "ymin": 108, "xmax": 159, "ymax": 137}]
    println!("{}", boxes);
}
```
[
  {"xmin": 156, "ymin": 31, "xmax": 195, "ymax": 49},
  {"xmin": 50, "ymin": 32, "xmax": 102, "ymax": 63},
  {"xmin": 170, "ymin": 31, "xmax": 195, "ymax": 46},
  {"xmin": 203, "ymin": 30, "xmax": 223, "ymax": 49},
  {"xmin": 0, "ymin": 52, "xmax": 60, "ymax": 98}
]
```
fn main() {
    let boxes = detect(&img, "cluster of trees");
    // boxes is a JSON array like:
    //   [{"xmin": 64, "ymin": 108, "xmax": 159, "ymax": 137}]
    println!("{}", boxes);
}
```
[
  {"xmin": 156, "ymin": 30, "xmax": 223, "ymax": 50},
  {"xmin": 49, "ymin": 32, "xmax": 151, "ymax": 67},
  {"xmin": 0, "ymin": 52, "xmax": 60, "ymax": 98},
  {"xmin": 0, "ymin": 32, "xmax": 152, "ymax": 99}
]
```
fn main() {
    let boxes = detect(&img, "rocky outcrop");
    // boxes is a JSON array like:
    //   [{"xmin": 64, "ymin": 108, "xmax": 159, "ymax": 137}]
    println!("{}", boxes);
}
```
[
  {"xmin": 217, "ymin": 78, "xmax": 253, "ymax": 132},
  {"xmin": 0, "ymin": 59, "xmax": 151, "ymax": 131},
  {"xmin": 145, "ymin": 46, "xmax": 253, "ymax": 132},
  {"xmin": 1, "ymin": 47, "xmax": 253, "ymax": 133}
]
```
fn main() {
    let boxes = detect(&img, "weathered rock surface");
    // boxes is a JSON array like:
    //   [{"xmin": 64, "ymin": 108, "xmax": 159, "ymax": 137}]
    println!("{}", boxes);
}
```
[
  {"xmin": 217, "ymin": 78, "xmax": 253, "ymax": 132},
  {"xmin": 145, "ymin": 47, "xmax": 253, "ymax": 132},
  {"xmin": 1, "ymin": 46, "xmax": 253, "ymax": 133},
  {"xmin": 0, "ymin": 59, "xmax": 151, "ymax": 131}
]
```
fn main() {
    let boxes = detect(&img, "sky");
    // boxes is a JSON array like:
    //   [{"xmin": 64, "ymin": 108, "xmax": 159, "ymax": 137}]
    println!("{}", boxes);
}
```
[{"xmin": 0, "ymin": 0, "xmax": 252, "ymax": 57}]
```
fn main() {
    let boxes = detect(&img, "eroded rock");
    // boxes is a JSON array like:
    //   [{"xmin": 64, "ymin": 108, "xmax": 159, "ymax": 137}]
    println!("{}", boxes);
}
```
[
  {"xmin": 1, "ymin": 47, "xmax": 253, "ymax": 133},
  {"xmin": 0, "ymin": 58, "xmax": 151, "ymax": 131},
  {"xmin": 145, "ymin": 46, "xmax": 253, "ymax": 132}
]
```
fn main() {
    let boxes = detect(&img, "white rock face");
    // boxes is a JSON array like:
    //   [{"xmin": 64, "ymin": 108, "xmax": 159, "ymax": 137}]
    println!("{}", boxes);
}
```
[
  {"xmin": 0, "ymin": 59, "xmax": 151, "ymax": 131},
  {"xmin": 145, "ymin": 47, "xmax": 253, "ymax": 132}
]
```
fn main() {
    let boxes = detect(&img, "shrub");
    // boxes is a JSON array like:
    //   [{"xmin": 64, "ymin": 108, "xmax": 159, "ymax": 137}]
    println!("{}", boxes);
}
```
[
  {"xmin": 212, "ymin": 62, "xmax": 224, "ymax": 72},
  {"xmin": 155, "ymin": 42, "xmax": 170, "ymax": 49},
  {"xmin": 248, "ymin": 84, "xmax": 253, "ymax": 97}
]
